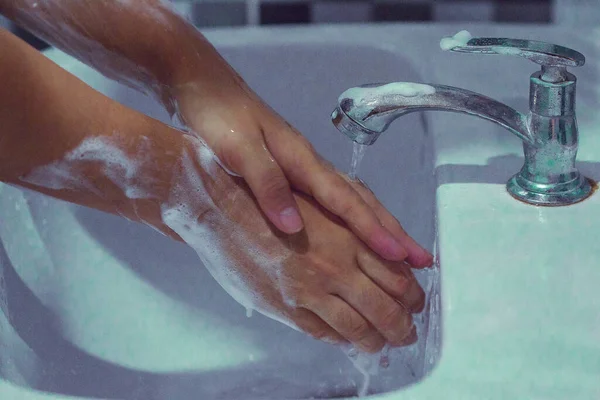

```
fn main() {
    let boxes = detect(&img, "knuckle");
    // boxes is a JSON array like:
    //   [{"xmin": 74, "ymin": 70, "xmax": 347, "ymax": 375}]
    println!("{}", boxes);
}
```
[
  {"xmin": 307, "ymin": 327, "xmax": 332, "ymax": 341},
  {"xmin": 323, "ymin": 187, "xmax": 355, "ymax": 217},
  {"xmin": 257, "ymin": 171, "xmax": 290, "ymax": 200},
  {"xmin": 336, "ymin": 198, "xmax": 356, "ymax": 218},
  {"xmin": 218, "ymin": 139, "xmax": 246, "ymax": 170},
  {"xmin": 348, "ymin": 320, "xmax": 373, "ymax": 342},
  {"xmin": 315, "ymin": 259, "xmax": 354, "ymax": 284},
  {"xmin": 394, "ymin": 275, "xmax": 411, "ymax": 295},
  {"xmin": 379, "ymin": 305, "xmax": 407, "ymax": 332}
]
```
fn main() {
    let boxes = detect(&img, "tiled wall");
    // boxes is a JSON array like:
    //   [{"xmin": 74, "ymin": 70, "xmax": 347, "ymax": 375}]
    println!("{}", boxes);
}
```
[
  {"xmin": 2, "ymin": 0, "xmax": 599, "ymax": 50},
  {"xmin": 172, "ymin": 0, "xmax": 557, "ymax": 27}
]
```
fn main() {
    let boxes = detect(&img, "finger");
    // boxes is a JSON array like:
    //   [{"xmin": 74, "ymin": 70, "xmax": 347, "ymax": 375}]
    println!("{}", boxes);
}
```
[
  {"xmin": 273, "ymin": 147, "xmax": 407, "ymax": 260},
  {"xmin": 220, "ymin": 137, "xmax": 304, "ymax": 234},
  {"xmin": 306, "ymin": 295, "xmax": 386, "ymax": 353},
  {"xmin": 398, "ymin": 324, "xmax": 418, "ymax": 347},
  {"xmin": 357, "ymin": 251, "xmax": 426, "ymax": 313},
  {"xmin": 314, "ymin": 173, "xmax": 407, "ymax": 260},
  {"xmin": 290, "ymin": 307, "xmax": 348, "ymax": 345},
  {"xmin": 262, "ymin": 124, "xmax": 408, "ymax": 261},
  {"xmin": 332, "ymin": 273, "xmax": 415, "ymax": 347},
  {"xmin": 349, "ymin": 178, "xmax": 433, "ymax": 268}
]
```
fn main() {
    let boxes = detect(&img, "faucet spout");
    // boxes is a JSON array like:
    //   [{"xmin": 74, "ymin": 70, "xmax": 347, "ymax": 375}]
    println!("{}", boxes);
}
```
[
  {"xmin": 331, "ymin": 34, "xmax": 594, "ymax": 206},
  {"xmin": 332, "ymin": 83, "xmax": 534, "ymax": 146}
]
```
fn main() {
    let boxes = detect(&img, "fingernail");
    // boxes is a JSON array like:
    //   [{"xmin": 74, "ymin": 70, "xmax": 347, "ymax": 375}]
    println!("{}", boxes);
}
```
[
  {"xmin": 279, "ymin": 207, "xmax": 303, "ymax": 233},
  {"xmin": 416, "ymin": 249, "xmax": 434, "ymax": 268},
  {"xmin": 406, "ymin": 245, "xmax": 434, "ymax": 268}
]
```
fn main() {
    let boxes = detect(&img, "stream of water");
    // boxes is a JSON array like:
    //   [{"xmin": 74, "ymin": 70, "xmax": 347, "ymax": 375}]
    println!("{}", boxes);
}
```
[{"xmin": 348, "ymin": 143, "xmax": 368, "ymax": 180}]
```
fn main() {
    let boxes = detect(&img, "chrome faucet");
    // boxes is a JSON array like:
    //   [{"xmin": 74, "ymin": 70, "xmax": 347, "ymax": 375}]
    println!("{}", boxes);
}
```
[{"xmin": 331, "ymin": 33, "xmax": 593, "ymax": 206}]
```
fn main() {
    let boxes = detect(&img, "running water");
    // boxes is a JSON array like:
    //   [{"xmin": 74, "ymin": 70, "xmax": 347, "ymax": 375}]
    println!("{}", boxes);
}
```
[
  {"xmin": 342, "ymin": 262, "xmax": 441, "ymax": 397},
  {"xmin": 343, "ymin": 344, "xmax": 391, "ymax": 397},
  {"xmin": 340, "ymin": 158, "xmax": 442, "ymax": 397},
  {"xmin": 349, "ymin": 142, "xmax": 368, "ymax": 179}
]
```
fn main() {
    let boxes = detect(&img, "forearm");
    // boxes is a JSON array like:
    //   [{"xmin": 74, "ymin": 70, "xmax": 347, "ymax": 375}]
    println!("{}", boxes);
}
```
[
  {"xmin": 0, "ymin": 29, "xmax": 222, "ymax": 235},
  {"xmin": 0, "ymin": 0, "xmax": 243, "ymax": 109}
]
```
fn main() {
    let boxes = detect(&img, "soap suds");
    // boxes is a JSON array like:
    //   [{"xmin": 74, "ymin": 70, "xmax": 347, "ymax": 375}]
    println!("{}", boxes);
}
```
[
  {"xmin": 340, "ymin": 82, "xmax": 436, "ymax": 106},
  {"xmin": 160, "ymin": 138, "xmax": 280, "ymax": 312},
  {"xmin": 183, "ymin": 134, "xmax": 241, "ymax": 179},
  {"xmin": 440, "ymin": 30, "xmax": 473, "ymax": 51},
  {"xmin": 16, "ymin": 0, "xmax": 178, "ymax": 109},
  {"xmin": 21, "ymin": 133, "xmax": 156, "ymax": 200}
]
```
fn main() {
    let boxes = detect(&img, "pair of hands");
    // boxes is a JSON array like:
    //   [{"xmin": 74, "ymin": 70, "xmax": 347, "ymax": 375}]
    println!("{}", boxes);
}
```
[
  {"xmin": 0, "ymin": 0, "xmax": 431, "ymax": 353},
  {"xmin": 165, "ymin": 74, "xmax": 433, "ymax": 353}
]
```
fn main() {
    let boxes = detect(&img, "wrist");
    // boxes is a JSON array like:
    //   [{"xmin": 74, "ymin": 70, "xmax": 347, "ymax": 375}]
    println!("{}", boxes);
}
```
[
  {"xmin": 128, "ymin": 125, "xmax": 243, "ymax": 240},
  {"xmin": 159, "ymin": 42, "xmax": 251, "ymax": 122}
]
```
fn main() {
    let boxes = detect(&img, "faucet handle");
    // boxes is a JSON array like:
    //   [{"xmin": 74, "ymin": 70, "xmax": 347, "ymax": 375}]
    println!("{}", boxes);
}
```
[{"xmin": 441, "ymin": 31, "xmax": 585, "ymax": 82}]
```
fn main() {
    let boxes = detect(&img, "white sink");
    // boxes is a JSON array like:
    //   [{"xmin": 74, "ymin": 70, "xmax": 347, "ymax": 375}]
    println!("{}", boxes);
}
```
[{"xmin": 1, "ymin": 23, "xmax": 599, "ymax": 400}]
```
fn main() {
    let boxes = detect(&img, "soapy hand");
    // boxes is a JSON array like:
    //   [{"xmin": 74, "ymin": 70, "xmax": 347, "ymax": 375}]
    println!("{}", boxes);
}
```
[
  {"xmin": 0, "ymin": 0, "xmax": 431, "ymax": 266},
  {"xmin": 163, "ymin": 136, "xmax": 427, "ymax": 353},
  {"xmin": 172, "ymin": 81, "xmax": 433, "ymax": 267},
  {"xmin": 0, "ymin": 24, "xmax": 429, "ymax": 353},
  {"xmin": 0, "ymin": 0, "xmax": 433, "ymax": 352}
]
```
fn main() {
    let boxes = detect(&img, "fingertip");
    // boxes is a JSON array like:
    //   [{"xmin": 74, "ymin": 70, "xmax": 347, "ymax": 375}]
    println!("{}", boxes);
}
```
[{"xmin": 407, "ymin": 249, "xmax": 434, "ymax": 269}]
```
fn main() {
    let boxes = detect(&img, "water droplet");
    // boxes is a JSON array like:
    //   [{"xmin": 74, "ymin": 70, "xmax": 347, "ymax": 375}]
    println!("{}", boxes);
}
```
[
  {"xmin": 245, "ymin": 308, "xmax": 253, "ymax": 318},
  {"xmin": 379, "ymin": 355, "xmax": 390, "ymax": 369},
  {"xmin": 347, "ymin": 347, "xmax": 358, "ymax": 358}
]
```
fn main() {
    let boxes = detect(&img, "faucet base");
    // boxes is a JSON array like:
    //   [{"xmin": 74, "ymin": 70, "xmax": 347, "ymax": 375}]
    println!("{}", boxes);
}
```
[{"xmin": 506, "ymin": 173, "xmax": 593, "ymax": 206}]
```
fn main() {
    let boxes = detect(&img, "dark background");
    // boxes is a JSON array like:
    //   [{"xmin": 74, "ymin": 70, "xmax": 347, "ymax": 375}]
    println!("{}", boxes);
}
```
[{"xmin": 0, "ymin": 0, "xmax": 595, "ymax": 50}]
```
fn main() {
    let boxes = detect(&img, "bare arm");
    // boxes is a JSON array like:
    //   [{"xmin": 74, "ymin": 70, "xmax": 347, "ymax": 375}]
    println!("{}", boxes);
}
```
[
  {"xmin": 0, "ymin": 0, "xmax": 430, "ymax": 263},
  {"xmin": 0, "ymin": 28, "xmax": 212, "ymax": 236},
  {"xmin": 0, "ymin": 0, "xmax": 237, "ymax": 108}
]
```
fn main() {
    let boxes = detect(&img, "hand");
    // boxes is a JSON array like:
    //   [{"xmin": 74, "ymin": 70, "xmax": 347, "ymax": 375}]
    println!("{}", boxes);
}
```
[
  {"xmin": 171, "ymin": 79, "xmax": 433, "ymax": 267},
  {"xmin": 158, "ymin": 136, "xmax": 427, "ymax": 353}
]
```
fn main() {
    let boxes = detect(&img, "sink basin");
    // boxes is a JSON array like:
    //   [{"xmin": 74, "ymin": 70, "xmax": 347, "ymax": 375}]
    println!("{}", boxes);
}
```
[
  {"xmin": 1, "ymin": 23, "xmax": 599, "ymax": 400},
  {"xmin": 0, "ymin": 29, "xmax": 437, "ymax": 399}
]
